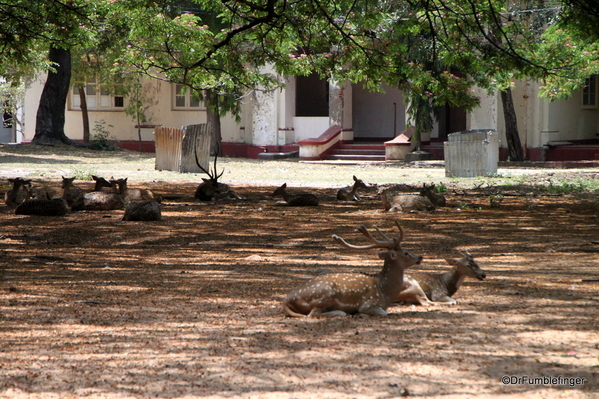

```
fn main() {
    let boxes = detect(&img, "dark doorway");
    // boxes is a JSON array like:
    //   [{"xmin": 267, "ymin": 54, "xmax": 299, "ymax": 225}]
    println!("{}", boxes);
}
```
[
  {"xmin": 296, "ymin": 73, "xmax": 329, "ymax": 117},
  {"xmin": 438, "ymin": 104, "xmax": 467, "ymax": 139}
]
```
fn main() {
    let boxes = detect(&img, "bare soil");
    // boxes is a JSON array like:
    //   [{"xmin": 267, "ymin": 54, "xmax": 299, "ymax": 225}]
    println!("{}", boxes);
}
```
[{"xmin": 0, "ymin": 144, "xmax": 598, "ymax": 398}]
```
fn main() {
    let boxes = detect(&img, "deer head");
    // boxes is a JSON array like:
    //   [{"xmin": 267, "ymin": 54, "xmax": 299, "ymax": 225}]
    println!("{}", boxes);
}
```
[
  {"xmin": 446, "ymin": 251, "xmax": 486, "ymax": 282},
  {"xmin": 283, "ymin": 220, "xmax": 422, "ymax": 317}
]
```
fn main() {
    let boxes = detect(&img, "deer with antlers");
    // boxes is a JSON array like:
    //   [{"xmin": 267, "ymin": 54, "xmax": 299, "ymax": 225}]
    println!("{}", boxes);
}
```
[
  {"xmin": 395, "ymin": 251, "xmax": 486, "ymax": 306},
  {"xmin": 283, "ymin": 220, "xmax": 422, "ymax": 317},
  {"xmin": 194, "ymin": 144, "xmax": 243, "ymax": 201}
]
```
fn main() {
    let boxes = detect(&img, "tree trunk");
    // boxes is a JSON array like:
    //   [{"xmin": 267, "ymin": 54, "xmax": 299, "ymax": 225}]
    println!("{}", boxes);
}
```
[
  {"xmin": 33, "ymin": 47, "xmax": 78, "ymax": 146},
  {"xmin": 78, "ymin": 85, "xmax": 90, "ymax": 142},
  {"xmin": 205, "ymin": 89, "xmax": 222, "ymax": 155},
  {"xmin": 500, "ymin": 88, "xmax": 524, "ymax": 162}
]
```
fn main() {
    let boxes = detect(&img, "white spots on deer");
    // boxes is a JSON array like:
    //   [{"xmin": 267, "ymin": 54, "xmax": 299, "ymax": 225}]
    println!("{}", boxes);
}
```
[{"xmin": 282, "ymin": 220, "xmax": 422, "ymax": 317}]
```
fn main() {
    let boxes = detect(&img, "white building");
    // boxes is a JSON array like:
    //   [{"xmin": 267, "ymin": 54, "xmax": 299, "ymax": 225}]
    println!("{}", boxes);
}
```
[{"xmin": 10, "ymin": 72, "xmax": 599, "ymax": 162}]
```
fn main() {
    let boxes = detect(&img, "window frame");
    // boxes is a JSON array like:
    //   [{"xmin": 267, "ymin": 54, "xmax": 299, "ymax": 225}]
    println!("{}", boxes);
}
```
[
  {"xmin": 70, "ymin": 78, "xmax": 126, "ymax": 111},
  {"xmin": 582, "ymin": 75, "xmax": 597, "ymax": 109},
  {"xmin": 172, "ymin": 84, "xmax": 205, "ymax": 111}
]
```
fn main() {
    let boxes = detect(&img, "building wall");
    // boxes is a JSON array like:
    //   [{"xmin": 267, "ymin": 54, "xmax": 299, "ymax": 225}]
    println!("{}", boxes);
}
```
[
  {"xmin": 469, "ymin": 79, "xmax": 599, "ymax": 152},
  {"xmin": 22, "ymin": 74, "xmax": 243, "ymax": 144}
]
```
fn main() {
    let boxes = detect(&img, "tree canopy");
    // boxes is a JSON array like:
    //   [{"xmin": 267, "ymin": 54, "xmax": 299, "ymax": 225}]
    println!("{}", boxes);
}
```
[{"xmin": 1, "ymin": 0, "xmax": 599, "ymax": 146}]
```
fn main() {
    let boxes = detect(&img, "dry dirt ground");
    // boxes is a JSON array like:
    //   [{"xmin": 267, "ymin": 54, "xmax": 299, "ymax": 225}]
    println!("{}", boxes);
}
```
[{"xmin": 0, "ymin": 144, "xmax": 598, "ymax": 398}]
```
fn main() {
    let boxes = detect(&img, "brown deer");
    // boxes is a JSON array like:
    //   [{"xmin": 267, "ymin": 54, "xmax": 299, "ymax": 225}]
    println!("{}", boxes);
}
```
[
  {"xmin": 395, "ymin": 251, "xmax": 486, "ymax": 306},
  {"xmin": 283, "ymin": 220, "xmax": 423, "ymax": 317},
  {"xmin": 337, "ymin": 175, "xmax": 369, "ymax": 201},
  {"xmin": 271, "ymin": 183, "xmax": 319, "ymax": 206},
  {"xmin": 122, "ymin": 199, "xmax": 162, "ymax": 221},
  {"xmin": 4, "ymin": 177, "xmax": 32, "ymax": 205},
  {"xmin": 111, "ymin": 177, "xmax": 161, "ymax": 203},
  {"xmin": 378, "ymin": 186, "xmax": 435, "ymax": 212},
  {"xmin": 194, "ymin": 145, "xmax": 243, "ymax": 201},
  {"xmin": 15, "ymin": 186, "xmax": 69, "ymax": 216},
  {"xmin": 420, "ymin": 183, "xmax": 446, "ymax": 207}
]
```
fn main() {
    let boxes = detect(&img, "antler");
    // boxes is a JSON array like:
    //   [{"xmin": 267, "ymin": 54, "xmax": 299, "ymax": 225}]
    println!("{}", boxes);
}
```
[
  {"xmin": 194, "ymin": 142, "xmax": 224, "ymax": 181},
  {"xmin": 332, "ymin": 220, "xmax": 404, "ymax": 250}
]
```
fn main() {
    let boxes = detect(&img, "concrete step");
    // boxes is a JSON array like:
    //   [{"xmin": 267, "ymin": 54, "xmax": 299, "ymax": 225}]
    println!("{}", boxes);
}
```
[{"xmin": 326, "ymin": 154, "xmax": 386, "ymax": 162}]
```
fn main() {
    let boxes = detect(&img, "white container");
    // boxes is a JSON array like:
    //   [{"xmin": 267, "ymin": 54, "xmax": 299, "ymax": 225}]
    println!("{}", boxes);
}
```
[{"xmin": 444, "ymin": 129, "xmax": 499, "ymax": 177}]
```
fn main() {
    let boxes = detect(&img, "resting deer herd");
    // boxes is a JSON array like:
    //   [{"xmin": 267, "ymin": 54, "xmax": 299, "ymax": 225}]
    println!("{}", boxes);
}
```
[{"xmin": 3, "ymin": 151, "xmax": 487, "ymax": 317}]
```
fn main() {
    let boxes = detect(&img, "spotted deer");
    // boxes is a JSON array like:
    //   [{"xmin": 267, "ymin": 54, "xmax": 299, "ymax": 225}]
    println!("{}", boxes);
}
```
[
  {"xmin": 420, "ymin": 183, "xmax": 446, "ymax": 207},
  {"xmin": 122, "ymin": 199, "xmax": 161, "ymax": 221},
  {"xmin": 283, "ymin": 220, "xmax": 422, "ymax": 317},
  {"xmin": 378, "ymin": 186, "xmax": 435, "ymax": 212},
  {"xmin": 337, "ymin": 175, "xmax": 369, "ymax": 201},
  {"xmin": 395, "ymin": 251, "xmax": 486, "ymax": 306},
  {"xmin": 271, "ymin": 183, "xmax": 319, "ymax": 206},
  {"xmin": 4, "ymin": 177, "xmax": 32, "ymax": 205},
  {"xmin": 15, "ymin": 185, "xmax": 69, "ymax": 216}
]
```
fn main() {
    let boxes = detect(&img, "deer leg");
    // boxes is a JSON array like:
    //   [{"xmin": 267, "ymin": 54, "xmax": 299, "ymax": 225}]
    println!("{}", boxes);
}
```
[
  {"xmin": 430, "ymin": 297, "xmax": 458, "ymax": 305},
  {"xmin": 395, "ymin": 281, "xmax": 432, "ymax": 306},
  {"xmin": 359, "ymin": 306, "xmax": 388, "ymax": 317},
  {"xmin": 308, "ymin": 308, "xmax": 348, "ymax": 317}
]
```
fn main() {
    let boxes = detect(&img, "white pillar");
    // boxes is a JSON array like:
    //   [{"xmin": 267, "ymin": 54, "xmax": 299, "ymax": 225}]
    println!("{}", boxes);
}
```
[{"xmin": 252, "ymin": 88, "xmax": 278, "ymax": 146}]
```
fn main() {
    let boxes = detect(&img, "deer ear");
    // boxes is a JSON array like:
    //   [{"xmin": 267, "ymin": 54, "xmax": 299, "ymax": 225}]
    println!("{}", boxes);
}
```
[{"xmin": 202, "ymin": 178, "xmax": 209, "ymax": 183}]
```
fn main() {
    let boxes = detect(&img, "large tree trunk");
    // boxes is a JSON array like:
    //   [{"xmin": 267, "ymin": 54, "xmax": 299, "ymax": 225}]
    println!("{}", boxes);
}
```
[
  {"xmin": 33, "ymin": 47, "xmax": 78, "ymax": 146},
  {"xmin": 78, "ymin": 85, "xmax": 90, "ymax": 142},
  {"xmin": 500, "ymin": 88, "xmax": 524, "ymax": 162},
  {"xmin": 204, "ymin": 89, "xmax": 222, "ymax": 155}
]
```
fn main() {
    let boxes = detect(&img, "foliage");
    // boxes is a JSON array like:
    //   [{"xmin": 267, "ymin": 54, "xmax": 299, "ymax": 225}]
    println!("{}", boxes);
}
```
[
  {"xmin": 70, "ymin": 167, "xmax": 97, "ymax": 181},
  {"xmin": 90, "ymin": 120, "xmax": 118, "ymax": 151},
  {"xmin": 2, "ymin": 0, "xmax": 599, "ymax": 146}
]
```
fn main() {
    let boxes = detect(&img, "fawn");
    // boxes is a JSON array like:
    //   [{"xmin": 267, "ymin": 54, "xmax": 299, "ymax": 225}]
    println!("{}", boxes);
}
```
[
  {"xmin": 395, "ymin": 251, "xmax": 486, "ymax": 306},
  {"xmin": 337, "ymin": 175, "xmax": 369, "ymax": 201},
  {"xmin": 378, "ymin": 186, "xmax": 435, "ymax": 212},
  {"xmin": 271, "ymin": 183, "xmax": 319, "ymax": 206},
  {"xmin": 283, "ymin": 220, "xmax": 422, "ymax": 317}
]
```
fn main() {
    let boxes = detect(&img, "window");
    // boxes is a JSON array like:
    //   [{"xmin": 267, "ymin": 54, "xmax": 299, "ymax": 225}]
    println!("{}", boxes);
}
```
[
  {"xmin": 582, "ymin": 75, "xmax": 597, "ymax": 108},
  {"xmin": 173, "ymin": 84, "xmax": 204, "ymax": 110},
  {"xmin": 71, "ymin": 78, "xmax": 125, "ymax": 111}
]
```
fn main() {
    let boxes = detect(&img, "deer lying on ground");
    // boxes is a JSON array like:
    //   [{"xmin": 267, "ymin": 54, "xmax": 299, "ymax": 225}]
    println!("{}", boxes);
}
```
[
  {"xmin": 395, "ymin": 251, "xmax": 486, "ymax": 306},
  {"xmin": 111, "ymin": 177, "xmax": 161, "ymax": 203},
  {"xmin": 62, "ymin": 177, "xmax": 88, "ymax": 206},
  {"xmin": 70, "ymin": 176, "xmax": 125, "ymax": 211},
  {"xmin": 378, "ymin": 186, "xmax": 435, "ymax": 212},
  {"xmin": 420, "ymin": 183, "xmax": 446, "ymax": 207},
  {"xmin": 194, "ymin": 146, "xmax": 243, "ymax": 201},
  {"xmin": 283, "ymin": 220, "xmax": 422, "ymax": 317},
  {"xmin": 271, "ymin": 183, "xmax": 319, "ymax": 206},
  {"xmin": 337, "ymin": 175, "xmax": 369, "ymax": 201},
  {"xmin": 4, "ymin": 177, "xmax": 31, "ymax": 205},
  {"xmin": 15, "ymin": 184, "xmax": 69, "ymax": 216},
  {"xmin": 122, "ymin": 199, "xmax": 161, "ymax": 221}
]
